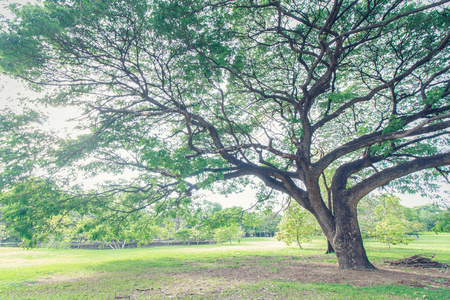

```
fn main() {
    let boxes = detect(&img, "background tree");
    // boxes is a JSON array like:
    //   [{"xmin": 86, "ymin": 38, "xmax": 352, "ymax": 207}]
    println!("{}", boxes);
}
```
[
  {"xmin": 1, "ymin": 0, "xmax": 450, "ymax": 269},
  {"xmin": 241, "ymin": 211, "xmax": 264, "ymax": 237},
  {"xmin": 372, "ymin": 215, "xmax": 412, "ymax": 248},
  {"xmin": 432, "ymin": 206, "xmax": 450, "ymax": 232},
  {"xmin": 179, "ymin": 200, "xmax": 223, "ymax": 242},
  {"xmin": 254, "ymin": 210, "xmax": 283, "ymax": 237},
  {"xmin": 371, "ymin": 201, "xmax": 414, "ymax": 248},
  {"xmin": 76, "ymin": 209, "xmax": 160, "ymax": 249},
  {"xmin": 414, "ymin": 204, "xmax": 442, "ymax": 230},
  {"xmin": 174, "ymin": 228, "xmax": 193, "ymax": 245},
  {"xmin": 357, "ymin": 194, "xmax": 382, "ymax": 238},
  {"xmin": 43, "ymin": 214, "xmax": 77, "ymax": 249},
  {"xmin": 213, "ymin": 224, "xmax": 244, "ymax": 244},
  {"xmin": 0, "ymin": 205, "xmax": 17, "ymax": 244},
  {"xmin": 359, "ymin": 194, "xmax": 426, "ymax": 238},
  {"xmin": 0, "ymin": 178, "xmax": 78, "ymax": 247},
  {"xmin": 0, "ymin": 215, "xmax": 19, "ymax": 245},
  {"xmin": 276, "ymin": 200, "xmax": 318, "ymax": 249}
]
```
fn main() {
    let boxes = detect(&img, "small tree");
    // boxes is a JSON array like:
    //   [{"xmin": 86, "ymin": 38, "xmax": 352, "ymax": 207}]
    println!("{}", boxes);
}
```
[
  {"xmin": 276, "ymin": 201, "xmax": 318, "ymax": 249},
  {"xmin": 159, "ymin": 219, "xmax": 176, "ymax": 242},
  {"xmin": 371, "ymin": 196, "xmax": 413, "ymax": 247},
  {"xmin": 174, "ymin": 228, "xmax": 192, "ymax": 245},
  {"xmin": 359, "ymin": 194, "xmax": 427, "ymax": 238},
  {"xmin": 241, "ymin": 211, "xmax": 264, "ymax": 237},
  {"xmin": 213, "ymin": 224, "xmax": 243, "ymax": 244},
  {"xmin": 372, "ymin": 214, "xmax": 413, "ymax": 248}
]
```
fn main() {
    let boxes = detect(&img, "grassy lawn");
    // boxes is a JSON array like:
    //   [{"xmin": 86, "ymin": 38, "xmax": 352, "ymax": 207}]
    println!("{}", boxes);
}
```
[
  {"xmin": 0, "ymin": 233, "xmax": 449, "ymax": 299},
  {"xmin": 365, "ymin": 232, "xmax": 450, "ymax": 263}
]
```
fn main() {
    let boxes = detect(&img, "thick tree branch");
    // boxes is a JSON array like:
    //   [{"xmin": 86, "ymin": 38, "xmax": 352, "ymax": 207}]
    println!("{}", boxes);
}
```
[{"xmin": 345, "ymin": 152, "xmax": 450, "ymax": 205}]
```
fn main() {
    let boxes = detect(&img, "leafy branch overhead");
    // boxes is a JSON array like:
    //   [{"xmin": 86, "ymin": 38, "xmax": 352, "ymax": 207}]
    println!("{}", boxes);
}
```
[{"xmin": 0, "ymin": 0, "xmax": 449, "ymax": 269}]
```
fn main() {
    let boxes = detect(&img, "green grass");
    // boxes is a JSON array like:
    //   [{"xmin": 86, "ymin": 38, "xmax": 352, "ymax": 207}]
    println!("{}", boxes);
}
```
[
  {"xmin": 364, "ymin": 232, "xmax": 450, "ymax": 265},
  {"xmin": 1, "ymin": 234, "xmax": 449, "ymax": 299}
]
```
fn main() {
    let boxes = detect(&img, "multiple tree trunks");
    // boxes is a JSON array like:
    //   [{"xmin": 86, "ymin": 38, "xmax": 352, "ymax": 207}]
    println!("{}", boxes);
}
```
[{"xmin": 387, "ymin": 254, "xmax": 449, "ymax": 269}]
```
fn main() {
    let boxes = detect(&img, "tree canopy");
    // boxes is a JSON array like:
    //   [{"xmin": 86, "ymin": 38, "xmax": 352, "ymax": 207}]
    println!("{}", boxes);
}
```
[{"xmin": 0, "ymin": 0, "xmax": 449, "ymax": 269}]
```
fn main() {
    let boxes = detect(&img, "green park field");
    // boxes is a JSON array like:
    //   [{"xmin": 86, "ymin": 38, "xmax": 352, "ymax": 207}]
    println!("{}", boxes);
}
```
[{"xmin": 1, "ymin": 233, "xmax": 449, "ymax": 300}]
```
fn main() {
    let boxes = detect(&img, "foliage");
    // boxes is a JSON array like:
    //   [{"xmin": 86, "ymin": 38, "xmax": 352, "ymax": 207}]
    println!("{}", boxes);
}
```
[
  {"xmin": 0, "ymin": 178, "xmax": 73, "ymax": 247},
  {"xmin": 413, "ymin": 204, "xmax": 442, "ymax": 230},
  {"xmin": 432, "ymin": 207, "xmax": 450, "ymax": 232},
  {"xmin": 0, "ymin": 222, "xmax": 15, "ymax": 243},
  {"xmin": 358, "ymin": 194, "xmax": 427, "ymax": 238},
  {"xmin": 276, "ymin": 201, "xmax": 319, "ymax": 249},
  {"xmin": 0, "ymin": 206, "xmax": 20, "ymax": 243},
  {"xmin": 42, "ymin": 215, "xmax": 77, "ymax": 249},
  {"xmin": 370, "ymin": 195, "xmax": 414, "ymax": 247},
  {"xmin": 174, "ymin": 228, "xmax": 193, "ymax": 244},
  {"xmin": 77, "ymin": 213, "xmax": 160, "ymax": 249},
  {"xmin": 0, "ymin": 109, "xmax": 57, "ymax": 190},
  {"xmin": 358, "ymin": 195, "xmax": 383, "ymax": 238},
  {"xmin": 213, "ymin": 224, "xmax": 244, "ymax": 244},
  {"xmin": 240, "ymin": 209, "xmax": 281, "ymax": 237},
  {"xmin": 372, "ymin": 214, "xmax": 413, "ymax": 248}
]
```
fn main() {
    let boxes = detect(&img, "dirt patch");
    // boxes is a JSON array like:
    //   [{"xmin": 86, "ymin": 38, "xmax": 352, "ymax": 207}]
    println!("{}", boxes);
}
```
[
  {"xmin": 178, "ymin": 256, "xmax": 450, "ymax": 289},
  {"xmin": 19, "ymin": 255, "xmax": 450, "ymax": 299},
  {"xmin": 119, "ymin": 256, "xmax": 449, "ymax": 299},
  {"xmin": 34, "ymin": 256, "xmax": 450, "ymax": 291}
]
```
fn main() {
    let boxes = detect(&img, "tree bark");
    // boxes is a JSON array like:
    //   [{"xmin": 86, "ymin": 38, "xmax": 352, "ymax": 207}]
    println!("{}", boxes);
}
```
[
  {"xmin": 331, "ymin": 199, "xmax": 375, "ymax": 269},
  {"xmin": 325, "ymin": 240, "xmax": 334, "ymax": 254}
]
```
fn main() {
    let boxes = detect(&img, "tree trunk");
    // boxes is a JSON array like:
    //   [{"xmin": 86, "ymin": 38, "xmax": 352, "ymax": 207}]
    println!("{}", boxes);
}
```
[
  {"xmin": 332, "ymin": 199, "xmax": 375, "ymax": 270},
  {"xmin": 296, "ymin": 234, "xmax": 302, "ymax": 249},
  {"xmin": 325, "ymin": 239, "xmax": 334, "ymax": 254}
]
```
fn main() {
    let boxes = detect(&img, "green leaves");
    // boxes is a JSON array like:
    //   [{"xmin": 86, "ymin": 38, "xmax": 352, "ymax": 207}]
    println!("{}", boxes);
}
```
[
  {"xmin": 0, "ymin": 108, "xmax": 55, "ymax": 190},
  {"xmin": 372, "ymin": 213, "xmax": 413, "ymax": 248},
  {"xmin": 432, "ymin": 207, "xmax": 450, "ymax": 233},
  {"xmin": 382, "ymin": 116, "xmax": 406, "ymax": 135},
  {"xmin": 213, "ymin": 224, "xmax": 243, "ymax": 244},
  {"xmin": 275, "ymin": 201, "xmax": 319, "ymax": 249},
  {"xmin": 0, "ymin": 178, "xmax": 67, "ymax": 247},
  {"xmin": 361, "ymin": 194, "xmax": 415, "ymax": 247},
  {"xmin": 326, "ymin": 86, "xmax": 359, "ymax": 105}
]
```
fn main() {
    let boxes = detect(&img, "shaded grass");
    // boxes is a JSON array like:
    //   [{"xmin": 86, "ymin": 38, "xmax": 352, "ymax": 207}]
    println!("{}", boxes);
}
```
[{"xmin": 1, "ymin": 234, "xmax": 449, "ymax": 299}]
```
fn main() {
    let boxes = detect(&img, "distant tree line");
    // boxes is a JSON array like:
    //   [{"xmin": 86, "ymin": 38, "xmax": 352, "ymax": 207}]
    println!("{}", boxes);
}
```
[
  {"xmin": 0, "ymin": 182, "xmax": 280, "ymax": 249},
  {"xmin": 1, "ymin": 181, "xmax": 449, "ymax": 250},
  {"xmin": 275, "ymin": 194, "xmax": 450, "ymax": 249}
]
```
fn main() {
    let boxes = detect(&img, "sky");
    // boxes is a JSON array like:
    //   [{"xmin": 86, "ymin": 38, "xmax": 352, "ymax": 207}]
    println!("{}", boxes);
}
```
[
  {"xmin": 0, "ymin": 0, "xmax": 30, "ymax": 18},
  {"xmin": 0, "ymin": 0, "xmax": 448, "ymax": 209}
]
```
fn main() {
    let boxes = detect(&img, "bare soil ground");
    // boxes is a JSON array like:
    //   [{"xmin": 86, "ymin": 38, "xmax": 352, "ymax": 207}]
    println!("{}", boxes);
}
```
[
  {"xmin": 182, "ymin": 256, "xmax": 450, "ymax": 288},
  {"xmin": 187, "ymin": 240, "xmax": 450, "ymax": 289},
  {"xmin": 127, "ymin": 256, "xmax": 450, "ymax": 298}
]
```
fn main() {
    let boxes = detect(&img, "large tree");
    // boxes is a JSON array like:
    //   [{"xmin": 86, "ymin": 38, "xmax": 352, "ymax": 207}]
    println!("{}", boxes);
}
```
[{"xmin": 1, "ymin": 0, "xmax": 449, "ymax": 269}]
